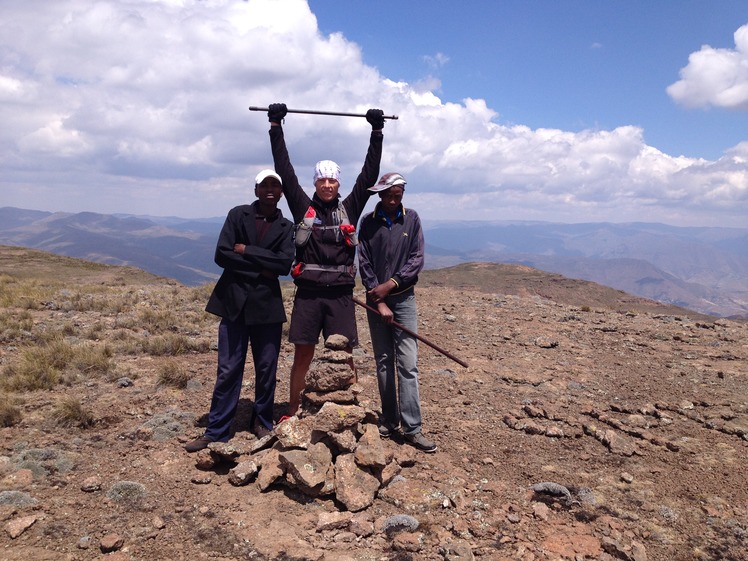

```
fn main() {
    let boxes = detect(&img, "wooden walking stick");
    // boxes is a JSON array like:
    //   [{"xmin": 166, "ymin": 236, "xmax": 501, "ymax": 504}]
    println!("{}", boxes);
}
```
[{"xmin": 353, "ymin": 297, "xmax": 468, "ymax": 368}]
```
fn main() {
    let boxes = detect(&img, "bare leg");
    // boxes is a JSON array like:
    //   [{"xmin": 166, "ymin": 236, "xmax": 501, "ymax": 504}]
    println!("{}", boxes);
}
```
[{"xmin": 288, "ymin": 343, "xmax": 315, "ymax": 416}]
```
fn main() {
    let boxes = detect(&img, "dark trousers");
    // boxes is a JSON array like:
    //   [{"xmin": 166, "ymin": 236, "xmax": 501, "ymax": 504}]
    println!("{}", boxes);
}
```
[{"xmin": 205, "ymin": 318, "xmax": 282, "ymax": 441}]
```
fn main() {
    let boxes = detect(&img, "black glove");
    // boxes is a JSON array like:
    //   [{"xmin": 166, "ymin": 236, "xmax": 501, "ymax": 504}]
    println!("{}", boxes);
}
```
[
  {"xmin": 366, "ymin": 108, "xmax": 385, "ymax": 131},
  {"xmin": 268, "ymin": 103, "xmax": 287, "ymax": 124}
]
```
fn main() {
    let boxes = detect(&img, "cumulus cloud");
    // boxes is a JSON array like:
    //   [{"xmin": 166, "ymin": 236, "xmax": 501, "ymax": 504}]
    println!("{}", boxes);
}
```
[
  {"xmin": 667, "ymin": 24, "xmax": 748, "ymax": 111},
  {"xmin": 0, "ymin": 0, "xmax": 746, "ymax": 227}
]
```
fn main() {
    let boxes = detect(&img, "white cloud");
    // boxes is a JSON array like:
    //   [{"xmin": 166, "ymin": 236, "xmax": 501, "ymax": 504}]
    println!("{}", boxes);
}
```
[
  {"xmin": 423, "ymin": 52, "xmax": 449, "ymax": 69},
  {"xmin": 667, "ymin": 24, "xmax": 748, "ymax": 111},
  {"xmin": 0, "ymin": 0, "xmax": 746, "ymax": 227}
]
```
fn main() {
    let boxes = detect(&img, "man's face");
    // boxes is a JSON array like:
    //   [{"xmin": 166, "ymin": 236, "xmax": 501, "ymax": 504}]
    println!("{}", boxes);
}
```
[
  {"xmin": 314, "ymin": 177, "xmax": 340, "ymax": 203},
  {"xmin": 255, "ymin": 177, "xmax": 283, "ymax": 205},
  {"xmin": 378, "ymin": 185, "xmax": 404, "ymax": 215}
]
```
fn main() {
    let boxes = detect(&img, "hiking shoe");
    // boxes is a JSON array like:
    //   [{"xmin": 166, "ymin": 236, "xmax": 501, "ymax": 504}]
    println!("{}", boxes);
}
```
[
  {"xmin": 252, "ymin": 422, "xmax": 272, "ymax": 439},
  {"xmin": 378, "ymin": 424, "xmax": 399, "ymax": 439},
  {"xmin": 404, "ymin": 432, "xmax": 437, "ymax": 453},
  {"xmin": 184, "ymin": 436, "xmax": 213, "ymax": 453}
]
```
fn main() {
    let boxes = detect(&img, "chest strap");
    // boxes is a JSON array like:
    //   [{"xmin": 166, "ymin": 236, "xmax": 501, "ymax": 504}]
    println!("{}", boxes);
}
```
[{"xmin": 294, "ymin": 204, "xmax": 357, "ymax": 247}]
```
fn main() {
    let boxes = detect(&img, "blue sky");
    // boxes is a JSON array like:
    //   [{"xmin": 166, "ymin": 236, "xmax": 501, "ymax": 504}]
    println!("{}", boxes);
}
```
[
  {"xmin": 1, "ymin": 0, "xmax": 747, "ymax": 228},
  {"xmin": 310, "ymin": 0, "xmax": 747, "ymax": 160}
]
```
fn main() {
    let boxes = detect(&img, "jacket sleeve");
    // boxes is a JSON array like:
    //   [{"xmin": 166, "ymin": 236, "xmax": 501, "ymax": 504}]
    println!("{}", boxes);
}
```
[
  {"xmin": 214, "ymin": 210, "xmax": 294, "ymax": 277},
  {"xmin": 357, "ymin": 216, "xmax": 378, "ymax": 291},
  {"xmin": 392, "ymin": 211, "xmax": 425, "ymax": 288},
  {"xmin": 269, "ymin": 125, "xmax": 311, "ymax": 223},
  {"xmin": 238, "ymin": 221, "xmax": 295, "ymax": 276},
  {"xmin": 213, "ymin": 209, "xmax": 260, "ymax": 279},
  {"xmin": 343, "ymin": 131, "xmax": 383, "ymax": 223}
]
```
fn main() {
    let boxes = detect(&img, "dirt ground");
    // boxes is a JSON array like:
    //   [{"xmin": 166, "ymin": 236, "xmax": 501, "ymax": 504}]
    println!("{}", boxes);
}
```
[{"xmin": 0, "ymin": 255, "xmax": 746, "ymax": 561}]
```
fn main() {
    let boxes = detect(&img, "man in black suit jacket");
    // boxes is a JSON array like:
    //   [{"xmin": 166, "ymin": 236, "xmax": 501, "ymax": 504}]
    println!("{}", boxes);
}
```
[{"xmin": 185, "ymin": 169, "xmax": 294, "ymax": 452}]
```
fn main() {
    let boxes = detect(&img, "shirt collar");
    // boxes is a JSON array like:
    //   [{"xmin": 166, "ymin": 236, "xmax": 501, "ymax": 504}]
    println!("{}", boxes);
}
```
[{"xmin": 374, "ymin": 203, "xmax": 405, "ymax": 226}]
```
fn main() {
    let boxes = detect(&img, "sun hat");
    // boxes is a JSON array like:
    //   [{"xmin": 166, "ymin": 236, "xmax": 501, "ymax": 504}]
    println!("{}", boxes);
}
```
[
  {"xmin": 369, "ymin": 172, "xmax": 406, "ymax": 192},
  {"xmin": 255, "ymin": 169, "xmax": 282, "ymax": 185}
]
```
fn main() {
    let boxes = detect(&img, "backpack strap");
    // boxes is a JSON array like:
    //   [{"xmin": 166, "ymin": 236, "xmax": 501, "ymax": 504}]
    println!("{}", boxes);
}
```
[{"xmin": 294, "ymin": 203, "xmax": 357, "ymax": 247}]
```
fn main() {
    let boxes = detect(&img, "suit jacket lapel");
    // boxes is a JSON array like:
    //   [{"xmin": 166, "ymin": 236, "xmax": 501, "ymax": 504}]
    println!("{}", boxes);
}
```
[{"xmin": 241, "ymin": 203, "xmax": 258, "ymax": 246}]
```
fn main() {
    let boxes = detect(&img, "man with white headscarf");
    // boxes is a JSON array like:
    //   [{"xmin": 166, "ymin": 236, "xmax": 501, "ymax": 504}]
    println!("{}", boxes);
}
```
[{"xmin": 267, "ymin": 102, "xmax": 384, "ymax": 418}]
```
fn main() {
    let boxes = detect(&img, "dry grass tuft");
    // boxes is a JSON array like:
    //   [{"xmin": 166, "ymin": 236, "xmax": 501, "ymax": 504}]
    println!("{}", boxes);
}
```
[
  {"xmin": 70, "ymin": 343, "xmax": 113, "ymax": 376},
  {"xmin": 156, "ymin": 360, "xmax": 191, "ymax": 389},
  {"xmin": 1, "ymin": 338, "xmax": 113, "ymax": 392},
  {"xmin": 0, "ymin": 394, "xmax": 23, "ymax": 427},
  {"xmin": 0, "ymin": 309, "xmax": 34, "ymax": 342},
  {"xmin": 51, "ymin": 396, "xmax": 94, "ymax": 428},
  {"xmin": 140, "ymin": 333, "xmax": 210, "ymax": 356},
  {"xmin": 0, "ymin": 248, "xmax": 216, "ymax": 396}
]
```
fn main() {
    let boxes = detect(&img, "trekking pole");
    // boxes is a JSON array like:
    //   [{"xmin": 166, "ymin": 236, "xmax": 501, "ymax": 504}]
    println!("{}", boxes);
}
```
[
  {"xmin": 353, "ymin": 297, "xmax": 468, "ymax": 368},
  {"xmin": 249, "ymin": 106, "xmax": 399, "ymax": 120}
]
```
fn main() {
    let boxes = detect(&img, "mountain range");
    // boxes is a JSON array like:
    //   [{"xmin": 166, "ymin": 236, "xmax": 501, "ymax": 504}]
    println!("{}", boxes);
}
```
[{"xmin": 1, "ymin": 206, "xmax": 746, "ymax": 319}]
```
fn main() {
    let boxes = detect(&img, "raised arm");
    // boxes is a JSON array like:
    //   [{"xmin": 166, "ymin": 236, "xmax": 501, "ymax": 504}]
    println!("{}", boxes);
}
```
[
  {"xmin": 343, "ymin": 109, "xmax": 384, "ymax": 222},
  {"xmin": 268, "ymin": 103, "xmax": 310, "ymax": 223}
]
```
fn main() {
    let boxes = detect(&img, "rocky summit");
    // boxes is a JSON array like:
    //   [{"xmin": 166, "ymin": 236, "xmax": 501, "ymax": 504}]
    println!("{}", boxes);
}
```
[{"xmin": 0, "ymin": 247, "xmax": 746, "ymax": 561}]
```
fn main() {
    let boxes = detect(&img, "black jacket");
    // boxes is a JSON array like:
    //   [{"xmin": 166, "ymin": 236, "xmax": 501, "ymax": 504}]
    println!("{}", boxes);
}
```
[
  {"xmin": 205, "ymin": 202, "xmax": 294, "ymax": 324},
  {"xmin": 270, "ymin": 125, "xmax": 382, "ymax": 291}
]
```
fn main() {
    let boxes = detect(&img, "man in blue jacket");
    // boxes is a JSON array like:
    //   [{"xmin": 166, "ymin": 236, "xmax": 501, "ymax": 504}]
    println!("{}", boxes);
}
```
[
  {"xmin": 358, "ymin": 172, "xmax": 436, "ymax": 453},
  {"xmin": 185, "ymin": 169, "xmax": 295, "ymax": 452}
]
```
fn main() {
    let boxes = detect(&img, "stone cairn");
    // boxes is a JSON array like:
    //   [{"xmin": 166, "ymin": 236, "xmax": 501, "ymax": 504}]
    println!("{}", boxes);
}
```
[{"xmin": 195, "ymin": 334, "xmax": 408, "ymax": 512}]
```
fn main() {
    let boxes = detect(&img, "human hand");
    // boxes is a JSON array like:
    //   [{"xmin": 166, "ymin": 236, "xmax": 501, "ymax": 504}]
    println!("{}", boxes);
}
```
[
  {"xmin": 268, "ymin": 103, "xmax": 287, "ymax": 124},
  {"xmin": 366, "ymin": 108, "xmax": 385, "ymax": 131},
  {"xmin": 368, "ymin": 280, "xmax": 394, "ymax": 303},
  {"xmin": 377, "ymin": 302, "xmax": 394, "ymax": 324},
  {"xmin": 233, "ymin": 243, "xmax": 246, "ymax": 254}
]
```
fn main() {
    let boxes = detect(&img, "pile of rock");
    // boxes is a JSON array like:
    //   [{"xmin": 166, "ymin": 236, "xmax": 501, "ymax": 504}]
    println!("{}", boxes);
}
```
[{"xmin": 195, "ymin": 335, "xmax": 408, "ymax": 512}]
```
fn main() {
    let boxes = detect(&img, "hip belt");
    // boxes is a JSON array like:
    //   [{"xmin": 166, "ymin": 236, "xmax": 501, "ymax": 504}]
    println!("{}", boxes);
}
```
[{"xmin": 291, "ymin": 262, "xmax": 355, "ymax": 278}]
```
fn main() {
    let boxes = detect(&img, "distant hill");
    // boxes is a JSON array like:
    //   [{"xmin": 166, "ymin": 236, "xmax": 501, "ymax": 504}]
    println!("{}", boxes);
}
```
[
  {"xmin": 419, "ymin": 262, "xmax": 714, "ymax": 320},
  {"xmin": 0, "ymin": 246, "xmax": 709, "ymax": 322},
  {"xmin": 1, "ymin": 207, "xmax": 746, "ymax": 318},
  {"xmin": 422, "ymin": 220, "xmax": 748, "ymax": 319},
  {"xmin": 0, "ymin": 244, "xmax": 171, "ymax": 286},
  {"xmin": 0, "ymin": 207, "xmax": 220, "ymax": 286}
]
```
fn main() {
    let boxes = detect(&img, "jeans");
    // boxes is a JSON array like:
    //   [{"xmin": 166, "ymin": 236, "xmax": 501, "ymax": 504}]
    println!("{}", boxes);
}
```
[
  {"xmin": 366, "ymin": 290, "xmax": 422, "ymax": 435},
  {"xmin": 205, "ymin": 318, "xmax": 281, "ymax": 441}
]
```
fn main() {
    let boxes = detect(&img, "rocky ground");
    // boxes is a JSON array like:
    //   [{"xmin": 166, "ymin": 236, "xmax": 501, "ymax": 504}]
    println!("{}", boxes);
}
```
[{"xmin": 0, "ymin": 250, "xmax": 746, "ymax": 561}]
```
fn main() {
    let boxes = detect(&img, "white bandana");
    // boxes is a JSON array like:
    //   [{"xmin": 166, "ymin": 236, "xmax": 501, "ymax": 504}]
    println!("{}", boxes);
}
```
[{"xmin": 313, "ymin": 160, "xmax": 341, "ymax": 184}]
